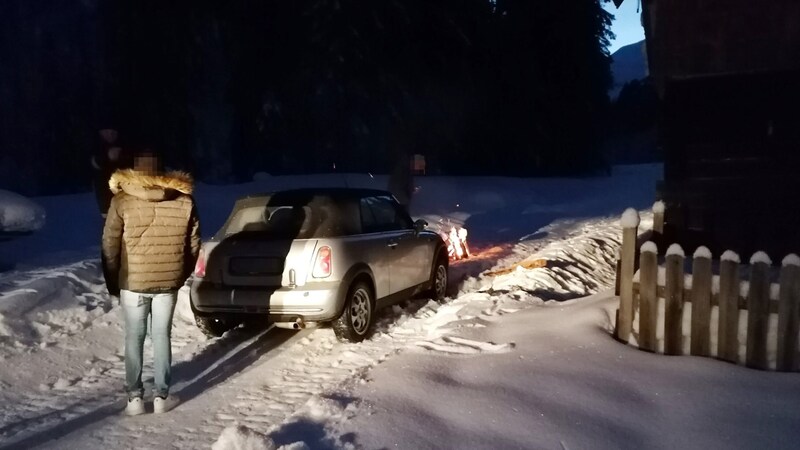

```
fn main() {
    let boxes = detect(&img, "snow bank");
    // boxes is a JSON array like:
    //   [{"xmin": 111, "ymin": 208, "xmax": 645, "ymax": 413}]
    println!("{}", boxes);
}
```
[
  {"xmin": 0, "ymin": 189, "xmax": 46, "ymax": 233},
  {"xmin": 485, "ymin": 217, "xmax": 622, "ymax": 298}
]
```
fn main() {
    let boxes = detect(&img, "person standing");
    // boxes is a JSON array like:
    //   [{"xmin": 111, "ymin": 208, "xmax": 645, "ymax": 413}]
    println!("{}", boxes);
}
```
[
  {"xmin": 102, "ymin": 152, "xmax": 200, "ymax": 415},
  {"xmin": 387, "ymin": 154, "xmax": 414, "ymax": 212},
  {"xmin": 92, "ymin": 127, "xmax": 132, "ymax": 218},
  {"xmin": 386, "ymin": 118, "xmax": 415, "ymax": 213}
]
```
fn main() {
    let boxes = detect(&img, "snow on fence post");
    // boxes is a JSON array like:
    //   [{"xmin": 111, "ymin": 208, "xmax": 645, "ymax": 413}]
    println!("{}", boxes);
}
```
[
  {"xmin": 777, "ymin": 254, "xmax": 800, "ymax": 372},
  {"xmin": 690, "ymin": 246, "xmax": 713, "ymax": 357},
  {"xmin": 616, "ymin": 208, "xmax": 640, "ymax": 343},
  {"xmin": 746, "ymin": 252, "xmax": 772, "ymax": 370},
  {"xmin": 664, "ymin": 244, "xmax": 685, "ymax": 355},
  {"xmin": 639, "ymin": 242, "xmax": 659, "ymax": 352},
  {"xmin": 718, "ymin": 251, "xmax": 741, "ymax": 363}
]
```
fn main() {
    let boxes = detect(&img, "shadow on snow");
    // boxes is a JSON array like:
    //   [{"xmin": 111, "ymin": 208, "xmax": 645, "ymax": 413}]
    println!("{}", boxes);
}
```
[{"xmin": 0, "ymin": 326, "xmax": 299, "ymax": 450}]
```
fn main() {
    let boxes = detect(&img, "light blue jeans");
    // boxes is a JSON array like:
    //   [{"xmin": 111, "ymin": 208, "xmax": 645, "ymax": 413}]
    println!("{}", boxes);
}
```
[{"xmin": 121, "ymin": 289, "xmax": 177, "ymax": 399}]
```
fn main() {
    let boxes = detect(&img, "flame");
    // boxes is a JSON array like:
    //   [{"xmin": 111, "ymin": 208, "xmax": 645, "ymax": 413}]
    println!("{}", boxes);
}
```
[{"xmin": 443, "ymin": 226, "xmax": 470, "ymax": 261}]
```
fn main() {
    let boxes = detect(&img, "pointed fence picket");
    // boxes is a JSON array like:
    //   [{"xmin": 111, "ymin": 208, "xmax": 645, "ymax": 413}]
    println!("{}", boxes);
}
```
[
  {"xmin": 690, "ymin": 249, "xmax": 712, "ymax": 357},
  {"xmin": 614, "ymin": 204, "xmax": 800, "ymax": 372},
  {"xmin": 638, "ymin": 248, "xmax": 658, "ymax": 353},
  {"xmin": 717, "ymin": 254, "xmax": 741, "ymax": 363},
  {"xmin": 746, "ymin": 256, "xmax": 772, "ymax": 370},
  {"xmin": 663, "ymin": 247, "xmax": 684, "ymax": 356},
  {"xmin": 778, "ymin": 262, "xmax": 800, "ymax": 371}
]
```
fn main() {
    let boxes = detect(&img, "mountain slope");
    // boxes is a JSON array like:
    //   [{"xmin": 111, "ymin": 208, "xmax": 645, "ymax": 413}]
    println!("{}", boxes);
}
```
[{"xmin": 610, "ymin": 39, "xmax": 647, "ymax": 99}]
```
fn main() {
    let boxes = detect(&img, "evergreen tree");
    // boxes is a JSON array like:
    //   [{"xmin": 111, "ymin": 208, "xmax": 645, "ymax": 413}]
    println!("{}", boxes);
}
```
[{"xmin": 0, "ymin": 0, "xmax": 617, "ymax": 194}]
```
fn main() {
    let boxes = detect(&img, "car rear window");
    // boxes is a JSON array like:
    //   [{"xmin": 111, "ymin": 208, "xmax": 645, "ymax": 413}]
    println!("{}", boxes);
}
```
[{"xmin": 222, "ymin": 194, "xmax": 361, "ymax": 238}]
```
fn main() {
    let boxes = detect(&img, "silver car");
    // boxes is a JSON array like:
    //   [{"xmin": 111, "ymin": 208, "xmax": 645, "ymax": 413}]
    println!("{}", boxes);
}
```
[{"xmin": 189, "ymin": 188, "xmax": 448, "ymax": 342}]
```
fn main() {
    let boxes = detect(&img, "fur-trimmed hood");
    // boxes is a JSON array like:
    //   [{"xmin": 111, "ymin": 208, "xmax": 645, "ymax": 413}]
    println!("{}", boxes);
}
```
[{"xmin": 109, "ymin": 169, "xmax": 194, "ymax": 201}]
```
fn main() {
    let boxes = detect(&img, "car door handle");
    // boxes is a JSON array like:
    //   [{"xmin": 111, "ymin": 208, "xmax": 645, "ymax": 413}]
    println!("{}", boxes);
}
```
[{"xmin": 387, "ymin": 242, "xmax": 398, "ymax": 249}]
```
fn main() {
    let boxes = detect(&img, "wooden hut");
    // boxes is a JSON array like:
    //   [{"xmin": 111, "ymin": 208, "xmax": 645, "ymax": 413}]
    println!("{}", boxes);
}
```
[{"xmin": 615, "ymin": 0, "xmax": 800, "ymax": 257}]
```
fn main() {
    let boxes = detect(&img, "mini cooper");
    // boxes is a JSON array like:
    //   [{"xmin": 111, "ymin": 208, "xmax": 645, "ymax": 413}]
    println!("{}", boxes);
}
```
[{"xmin": 188, "ymin": 188, "xmax": 448, "ymax": 342}]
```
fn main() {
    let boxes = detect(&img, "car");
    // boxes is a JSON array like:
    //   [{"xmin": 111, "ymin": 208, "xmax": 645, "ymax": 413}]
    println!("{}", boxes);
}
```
[{"xmin": 187, "ymin": 188, "xmax": 449, "ymax": 342}]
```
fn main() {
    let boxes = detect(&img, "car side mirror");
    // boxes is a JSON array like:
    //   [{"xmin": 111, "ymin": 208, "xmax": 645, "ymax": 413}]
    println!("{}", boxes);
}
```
[{"xmin": 413, "ymin": 219, "xmax": 428, "ymax": 233}]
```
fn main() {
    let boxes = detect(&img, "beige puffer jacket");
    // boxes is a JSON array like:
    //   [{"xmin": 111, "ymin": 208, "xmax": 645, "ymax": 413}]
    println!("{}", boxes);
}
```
[{"xmin": 102, "ymin": 169, "xmax": 201, "ymax": 294}]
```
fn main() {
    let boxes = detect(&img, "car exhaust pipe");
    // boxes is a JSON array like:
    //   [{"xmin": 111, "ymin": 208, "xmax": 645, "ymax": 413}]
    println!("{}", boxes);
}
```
[
  {"xmin": 274, "ymin": 321, "xmax": 296, "ymax": 329},
  {"xmin": 273, "ymin": 317, "xmax": 317, "ymax": 330}
]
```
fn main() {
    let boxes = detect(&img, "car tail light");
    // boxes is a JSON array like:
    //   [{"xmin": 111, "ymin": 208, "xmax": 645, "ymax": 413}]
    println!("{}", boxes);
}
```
[
  {"xmin": 313, "ymin": 246, "xmax": 332, "ymax": 278},
  {"xmin": 194, "ymin": 248, "xmax": 206, "ymax": 278}
]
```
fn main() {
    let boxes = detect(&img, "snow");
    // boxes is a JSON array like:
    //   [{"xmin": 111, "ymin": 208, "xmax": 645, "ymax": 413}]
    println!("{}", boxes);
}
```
[
  {"xmin": 252, "ymin": 172, "xmax": 272, "ymax": 182},
  {"xmin": 666, "ymin": 243, "xmax": 685, "ymax": 257},
  {"xmin": 782, "ymin": 254, "xmax": 800, "ymax": 267},
  {"xmin": 640, "ymin": 241, "xmax": 657, "ymax": 254},
  {"xmin": 693, "ymin": 245, "xmax": 712, "ymax": 260},
  {"xmin": 750, "ymin": 251, "xmax": 773, "ymax": 266},
  {"xmin": 212, "ymin": 425, "xmax": 277, "ymax": 450},
  {"xmin": 721, "ymin": 250, "xmax": 741, "ymax": 263},
  {"xmin": 0, "ymin": 189, "xmax": 46, "ymax": 234},
  {"xmin": 2, "ymin": 163, "xmax": 800, "ymax": 449},
  {"xmin": 620, "ymin": 207, "xmax": 640, "ymax": 228},
  {"xmin": 652, "ymin": 200, "xmax": 665, "ymax": 214}
]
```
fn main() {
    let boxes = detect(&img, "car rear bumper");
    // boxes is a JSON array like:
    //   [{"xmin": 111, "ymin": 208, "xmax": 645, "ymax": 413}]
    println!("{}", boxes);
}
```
[{"xmin": 188, "ymin": 279, "xmax": 344, "ymax": 322}]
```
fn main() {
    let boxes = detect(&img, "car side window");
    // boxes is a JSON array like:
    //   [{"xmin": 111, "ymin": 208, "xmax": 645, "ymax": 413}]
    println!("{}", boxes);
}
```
[
  {"xmin": 360, "ymin": 196, "xmax": 412, "ymax": 233},
  {"xmin": 390, "ymin": 198, "xmax": 414, "ymax": 229},
  {"xmin": 359, "ymin": 198, "xmax": 378, "ymax": 233}
]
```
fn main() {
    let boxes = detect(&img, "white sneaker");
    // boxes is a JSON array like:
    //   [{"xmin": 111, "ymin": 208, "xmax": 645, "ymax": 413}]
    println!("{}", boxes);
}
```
[
  {"xmin": 153, "ymin": 395, "xmax": 180, "ymax": 414},
  {"xmin": 125, "ymin": 397, "xmax": 145, "ymax": 416}
]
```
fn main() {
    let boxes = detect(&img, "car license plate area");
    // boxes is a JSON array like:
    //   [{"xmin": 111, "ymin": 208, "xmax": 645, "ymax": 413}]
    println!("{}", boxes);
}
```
[{"xmin": 229, "ymin": 257, "xmax": 284, "ymax": 276}]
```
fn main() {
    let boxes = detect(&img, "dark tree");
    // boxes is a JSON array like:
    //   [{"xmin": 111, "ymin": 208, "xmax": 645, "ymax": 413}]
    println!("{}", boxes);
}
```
[{"xmin": 0, "ymin": 0, "xmax": 616, "ymax": 195}]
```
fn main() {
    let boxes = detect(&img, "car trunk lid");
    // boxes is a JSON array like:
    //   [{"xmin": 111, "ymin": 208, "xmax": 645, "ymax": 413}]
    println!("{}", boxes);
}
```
[{"xmin": 204, "ymin": 235, "xmax": 318, "ymax": 288}]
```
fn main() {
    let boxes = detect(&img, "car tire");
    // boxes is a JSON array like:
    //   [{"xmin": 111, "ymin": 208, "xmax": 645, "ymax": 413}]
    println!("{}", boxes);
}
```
[
  {"xmin": 333, "ymin": 281, "xmax": 374, "ymax": 343},
  {"xmin": 427, "ymin": 255, "xmax": 449, "ymax": 302},
  {"xmin": 194, "ymin": 314, "xmax": 238, "ymax": 338}
]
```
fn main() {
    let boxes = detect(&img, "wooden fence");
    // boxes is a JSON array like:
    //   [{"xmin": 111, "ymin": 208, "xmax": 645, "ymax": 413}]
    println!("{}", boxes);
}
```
[{"xmin": 615, "ymin": 203, "xmax": 800, "ymax": 371}]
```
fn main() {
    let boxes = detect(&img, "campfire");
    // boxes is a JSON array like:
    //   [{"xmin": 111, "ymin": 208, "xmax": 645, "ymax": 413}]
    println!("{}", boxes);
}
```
[{"xmin": 443, "ymin": 226, "xmax": 470, "ymax": 261}]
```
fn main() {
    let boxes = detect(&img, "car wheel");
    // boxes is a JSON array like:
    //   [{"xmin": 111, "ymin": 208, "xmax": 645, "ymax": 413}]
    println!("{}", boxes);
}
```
[
  {"xmin": 427, "ymin": 255, "xmax": 448, "ymax": 302},
  {"xmin": 194, "ymin": 314, "xmax": 238, "ymax": 338},
  {"xmin": 333, "ymin": 281, "xmax": 374, "ymax": 343}
]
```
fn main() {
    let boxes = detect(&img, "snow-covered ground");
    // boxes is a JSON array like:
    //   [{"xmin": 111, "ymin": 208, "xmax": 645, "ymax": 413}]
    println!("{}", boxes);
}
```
[
  {"xmin": 1, "ymin": 164, "xmax": 798, "ymax": 450},
  {"xmin": 0, "ymin": 189, "xmax": 45, "ymax": 237}
]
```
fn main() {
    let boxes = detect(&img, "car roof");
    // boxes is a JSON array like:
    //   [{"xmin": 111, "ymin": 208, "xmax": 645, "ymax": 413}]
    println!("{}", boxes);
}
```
[{"xmin": 238, "ymin": 187, "xmax": 393, "ymax": 202}]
